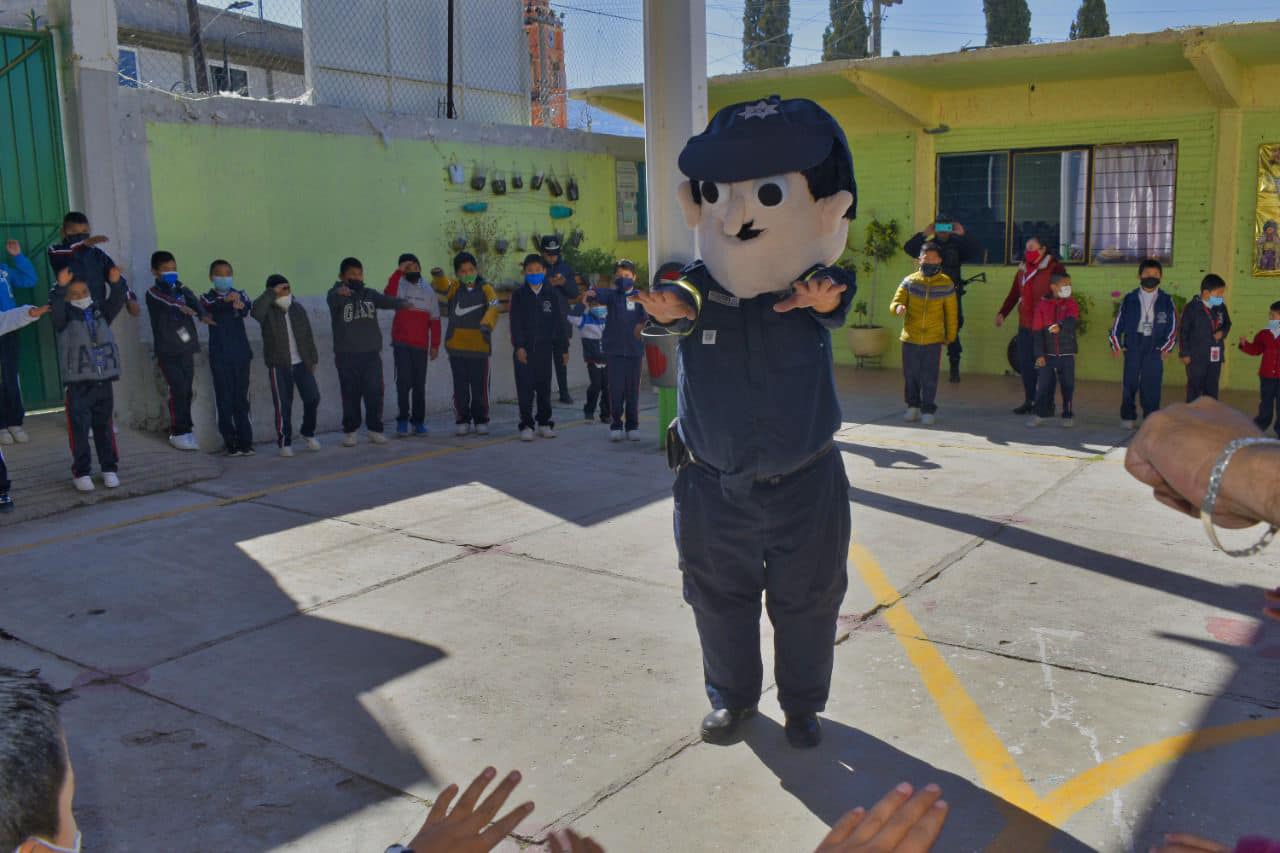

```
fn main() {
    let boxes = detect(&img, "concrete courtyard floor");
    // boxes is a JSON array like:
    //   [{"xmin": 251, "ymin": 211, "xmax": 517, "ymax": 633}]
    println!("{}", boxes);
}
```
[{"xmin": 0, "ymin": 367, "xmax": 1277, "ymax": 852}]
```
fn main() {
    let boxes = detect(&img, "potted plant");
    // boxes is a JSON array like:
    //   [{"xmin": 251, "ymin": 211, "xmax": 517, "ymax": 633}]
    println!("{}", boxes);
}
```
[{"xmin": 845, "ymin": 217, "xmax": 900, "ymax": 359}]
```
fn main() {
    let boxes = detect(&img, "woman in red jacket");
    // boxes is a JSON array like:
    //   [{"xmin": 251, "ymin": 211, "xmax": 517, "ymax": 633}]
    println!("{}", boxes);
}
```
[{"xmin": 996, "ymin": 236, "xmax": 1068, "ymax": 414}]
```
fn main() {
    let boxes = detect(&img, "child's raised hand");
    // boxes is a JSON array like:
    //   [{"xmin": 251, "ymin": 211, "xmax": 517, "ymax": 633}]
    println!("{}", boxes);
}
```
[
  {"xmin": 1035, "ymin": 357, "xmax": 1045, "ymax": 368},
  {"xmin": 5, "ymin": 239, "xmax": 20, "ymax": 256},
  {"xmin": 107, "ymin": 266, "xmax": 122, "ymax": 284},
  {"xmin": 430, "ymin": 267, "xmax": 444, "ymax": 278},
  {"xmin": 27, "ymin": 304, "xmax": 51, "ymax": 318},
  {"xmin": 1048, "ymin": 323, "xmax": 1060, "ymax": 333},
  {"xmin": 336, "ymin": 285, "xmax": 352, "ymax": 297},
  {"xmin": 83, "ymin": 234, "xmax": 109, "ymax": 247},
  {"xmin": 893, "ymin": 304, "xmax": 906, "ymax": 316},
  {"xmin": 55, "ymin": 267, "xmax": 72, "ymax": 287}
]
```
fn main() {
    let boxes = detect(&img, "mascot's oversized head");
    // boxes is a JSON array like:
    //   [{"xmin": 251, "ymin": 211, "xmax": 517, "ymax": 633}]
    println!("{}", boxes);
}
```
[{"xmin": 677, "ymin": 95, "xmax": 857, "ymax": 300}]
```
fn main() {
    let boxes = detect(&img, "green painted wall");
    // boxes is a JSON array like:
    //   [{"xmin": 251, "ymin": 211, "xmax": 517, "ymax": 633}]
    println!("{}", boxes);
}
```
[{"xmin": 146, "ymin": 122, "xmax": 646, "ymax": 297}]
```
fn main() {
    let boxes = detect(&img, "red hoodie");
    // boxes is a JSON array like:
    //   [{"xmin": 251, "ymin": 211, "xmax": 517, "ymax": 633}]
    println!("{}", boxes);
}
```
[
  {"xmin": 385, "ymin": 270, "xmax": 441, "ymax": 352},
  {"xmin": 999, "ymin": 254, "xmax": 1068, "ymax": 330},
  {"xmin": 1239, "ymin": 328, "xmax": 1280, "ymax": 379}
]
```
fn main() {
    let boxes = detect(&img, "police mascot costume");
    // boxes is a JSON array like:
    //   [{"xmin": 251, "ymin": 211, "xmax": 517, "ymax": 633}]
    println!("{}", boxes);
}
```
[{"xmin": 633, "ymin": 95, "xmax": 857, "ymax": 749}]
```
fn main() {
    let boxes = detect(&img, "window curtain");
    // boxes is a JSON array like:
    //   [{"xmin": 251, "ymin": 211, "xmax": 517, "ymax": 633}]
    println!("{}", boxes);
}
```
[{"xmin": 1091, "ymin": 143, "xmax": 1177, "ymax": 262}]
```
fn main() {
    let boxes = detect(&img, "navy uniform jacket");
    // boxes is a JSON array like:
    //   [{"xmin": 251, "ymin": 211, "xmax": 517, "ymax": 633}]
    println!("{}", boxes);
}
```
[
  {"xmin": 594, "ymin": 285, "xmax": 648, "ymax": 358},
  {"xmin": 1178, "ymin": 295, "xmax": 1232, "ymax": 362},
  {"xmin": 1109, "ymin": 288, "xmax": 1178, "ymax": 355},
  {"xmin": 655, "ymin": 261, "xmax": 855, "ymax": 490},
  {"xmin": 509, "ymin": 283, "xmax": 568, "ymax": 351},
  {"xmin": 200, "ymin": 287, "xmax": 254, "ymax": 362}
]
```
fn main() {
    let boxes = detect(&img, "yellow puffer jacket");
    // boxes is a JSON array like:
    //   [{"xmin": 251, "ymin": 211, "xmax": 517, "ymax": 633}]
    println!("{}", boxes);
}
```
[{"xmin": 891, "ymin": 271, "xmax": 959, "ymax": 345}]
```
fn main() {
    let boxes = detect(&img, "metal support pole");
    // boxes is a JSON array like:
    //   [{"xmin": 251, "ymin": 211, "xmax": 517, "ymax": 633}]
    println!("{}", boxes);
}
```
[
  {"xmin": 187, "ymin": 0, "xmax": 209, "ymax": 92},
  {"xmin": 446, "ymin": 0, "xmax": 456, "ymax": 118}
]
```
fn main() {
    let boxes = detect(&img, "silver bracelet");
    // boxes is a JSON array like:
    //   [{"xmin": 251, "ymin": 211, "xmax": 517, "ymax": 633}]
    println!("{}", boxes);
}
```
[{"xmin": 1200, "ymin": 437, "xmax": 1280, "ymax": 557}]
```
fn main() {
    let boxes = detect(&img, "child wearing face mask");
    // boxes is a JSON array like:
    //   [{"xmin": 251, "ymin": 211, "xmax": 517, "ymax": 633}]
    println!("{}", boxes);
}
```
[
  {"xmin": 1110, "ymin": 258, "xmax": 1178, "ymax": 429},
  {"xmin": 566, "ymin": 291, "xmax": 610, "ymax": 424},
  {"xmin": 509, "ymin": 254, "xmax": 568, "ymax": 441},
  {"xmin": 585, "ymin": 260, "xmax": 648, "ymax": 441},
  {"xmin": 200, "ymin": 259, "xmax": 255, "ymax": 456},
  {"xmin": 1028, "ymin": 273, "xmax": 1080, "ymax": 428},
  {"xmin": 891, "ymin": 243, "xmax": 958, "ymax": 426},
  {"xmin": 51, "ymin": 269, "xmax": 127, "ymax": 492},
  {"xmin": 430, "ymin": 253, "xmax": 501, "ymax": 436},
  {"xmin": 1238, "ymin": 299, "xmax": 1280, "ymax": 437},
  {"xmin": 0, "ymin": 301, "xmax": 51, "ymax": 510},
  {"xmin": 146, "ymin": 251, "xmax": 208, "ymax": 451},
  {"xmin": 1179, "ymin": 274, "xmax": 1232, "ymax": 403},
  {"xmin": 385, "ymin": 253, "xmax": 441, "ymax": 437},
  {"xmin": 328, "ymin": 257, "xmax": 407, "ymax": 446},
  {"xmin": 251, "ymin": 274, "xmax": 321, "ymax": 456}
]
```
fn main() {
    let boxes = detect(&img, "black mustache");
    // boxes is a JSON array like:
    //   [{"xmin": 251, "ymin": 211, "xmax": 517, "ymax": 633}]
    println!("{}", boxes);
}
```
[{"xmin": 735, "ymin": 222, "xmax": 764, "ymax": 241}]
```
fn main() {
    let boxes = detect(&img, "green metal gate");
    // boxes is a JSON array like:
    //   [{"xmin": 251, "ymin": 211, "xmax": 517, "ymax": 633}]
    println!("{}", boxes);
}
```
[{"xmin": 0, "ymin": 28, "xmax": 68, "ymax": 409}]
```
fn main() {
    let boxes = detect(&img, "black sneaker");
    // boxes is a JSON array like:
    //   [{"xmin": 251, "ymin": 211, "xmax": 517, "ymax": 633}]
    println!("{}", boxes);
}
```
[
  {"xmin": 0, "ymin": 493, "xmax": 13, "ymax": 514},
  {"xmin": 1013, "ymin": 402, "xmax": 1035, "ymax": 415},
  {"xmin": 949, "ymin": 364, "xmax": 961, "ymax": 383},
  {"xmin": 559, "ymin": 393, "xmax": 574, "ymax": 405}
]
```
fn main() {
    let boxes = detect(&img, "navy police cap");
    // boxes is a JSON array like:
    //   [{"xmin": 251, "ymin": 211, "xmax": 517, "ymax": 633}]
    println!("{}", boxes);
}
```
[{"xmin": 678, "ymin": 94, "xmax": 855, "ymax": 192}]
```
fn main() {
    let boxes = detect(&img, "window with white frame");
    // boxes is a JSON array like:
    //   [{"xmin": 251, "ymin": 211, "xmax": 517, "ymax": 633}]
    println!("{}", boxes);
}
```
[
  {"xmin": 1090, "ymin": 143, "xmax": 1177, "ymax": 265},
  {"xmin": 210, "ymin": 64, "xmax": 250, "ymax": 96},
  {"xmin": 117, "ymin": 47, "xmax": 139, "ymax": 88}
]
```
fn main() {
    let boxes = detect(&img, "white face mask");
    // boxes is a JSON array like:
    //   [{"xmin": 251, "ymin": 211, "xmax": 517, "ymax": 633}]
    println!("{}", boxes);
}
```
[
  {"xmin": 1057, "ymin": 286, "xmax": 1072, "ymax": 298},
  {"xmin": 275, "ymin": 295, "xmax": 293, "ymax": 309},
  {"xmin": 15, "ymin": 831, "xmax": 83, "ymax": 853},
  {"xmin": 69, "ymin": 297, "xmax": 93, "ymax": 311}
]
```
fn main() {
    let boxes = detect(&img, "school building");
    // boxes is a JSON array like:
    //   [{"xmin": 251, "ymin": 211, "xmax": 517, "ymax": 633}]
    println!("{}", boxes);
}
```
[{"xmin": 578, "ymin": 20, "xmax": 1280, "ymax": 391}]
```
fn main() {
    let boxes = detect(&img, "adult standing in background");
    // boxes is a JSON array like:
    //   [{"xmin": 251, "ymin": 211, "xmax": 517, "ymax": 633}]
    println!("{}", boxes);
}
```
[
  {"xmin": 539, "ymin": 235, "xmax": 579, "ymax": 404},
  {"xmin": 996, "ymin": 236, "xmax": 1067, "ymax": 415},
  {"xmin": 903, "ymin": 214, "xmax": 982, "ymax": 384}
]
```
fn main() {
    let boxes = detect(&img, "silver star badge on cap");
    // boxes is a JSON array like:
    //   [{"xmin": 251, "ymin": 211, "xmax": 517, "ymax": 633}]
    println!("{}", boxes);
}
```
[{"xmin": 739, "ymin": 100, "xmax": 779, "ymax": 120}]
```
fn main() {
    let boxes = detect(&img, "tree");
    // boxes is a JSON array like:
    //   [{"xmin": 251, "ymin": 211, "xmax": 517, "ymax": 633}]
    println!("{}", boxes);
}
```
[
  {"xmin": 983, "ymin": 0, "xmax": 1031, "ymax": 47},
  {"xmin": 1069, "ymin": 0, "xmax": 1110, "ymax": 39},
  {"xmin": 823, "ymin": 0, "xmax": 869, "ymax": 61},
  {"xmin": 743, "ymin": 0, "xmax": 791, "ymax": 71}
]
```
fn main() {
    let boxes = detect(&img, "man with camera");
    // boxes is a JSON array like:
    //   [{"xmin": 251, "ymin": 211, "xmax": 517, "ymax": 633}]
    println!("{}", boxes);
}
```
[{"xmin": 903, "ymin": 214, "xmax": 983, "ymax": 383}]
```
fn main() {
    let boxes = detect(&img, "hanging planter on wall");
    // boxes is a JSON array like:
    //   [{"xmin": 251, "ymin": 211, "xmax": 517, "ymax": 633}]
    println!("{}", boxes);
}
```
[
  {"xmin": 462, "ymin": 201, "xmax": 489, "ymax": 213},
  {"xmin": 511, "ymin": 165, "xmax": 524, "ymax": 190},
  {"xmin": 492, "ymin": 171, "xmax": 507, "ymax": 195},
  {"xmin": 495, "ymin": 238, "xmax": 509, "ymax": 254},
  {"xmin": 566, "ymin": 176, "xmax": 579, "ymax": 201},
  {"xmin": 448, "ymin": 159, "xmax": 465, "ymax": 185},
  {"xmin": 568, "ymin": 228, "xmax": 584, "ymax": 248},
  {"xmin": 530, "ymin": 170, "xmax": 545, "ymax": 191},
  {"xmin": 549, "ymin": 204, "xmax": 573, "ymax": 219},
  {"xmin": 470, "ymin": 162, "xmax": 487, "ymax": 191},
  {"xmin": 531, "ymin": 231, "xmax": 542, "ymax": 249},
  {"xmin": 452, "ymin": 234, "xmax": 468, "ymax": 251},
  {"xmin": 546, "ymin": 172, "xmax": 564, "ymax": 197}
]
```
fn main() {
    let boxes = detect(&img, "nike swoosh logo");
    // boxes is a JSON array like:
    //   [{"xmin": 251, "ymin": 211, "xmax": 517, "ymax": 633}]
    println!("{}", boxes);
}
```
[{"xmin": 454, "ymin": 303, "xmax": 483, "ymax": 316}]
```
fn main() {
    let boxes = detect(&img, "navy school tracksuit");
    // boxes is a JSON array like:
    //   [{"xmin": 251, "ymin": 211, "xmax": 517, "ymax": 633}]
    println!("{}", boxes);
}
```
[
  {"xmin": 656, "ymin": 261, "xmax": 855, "ymax": 715},
  {"xmin": 508, "ymin": 282, "xmax": 567, "ymax": 430},
  {"xmin": 146, "ymin": 279, "xmax": 205, "ymax": 437},
  {"xmin": 52, "ymin": 280, "xmax": 128, "ymax": 478},
  {"xmin": 1179, "ymin": 295, "xmax": 1231, "ymax": 403},
  {"xmin": 567, "ymin": 304, "xmax": 609, "ymax": 421},
  {"xmin": 1110, "ymin": 288, "xmax": 1178, "ymax": 421},
  {"xmin": 201, "ymin": 287, "xmax": 255, "ymax": 453},
  {"xmin": 327, "ymin": 282, "xmax": 404, "ymax": 435},
  {"xmin": 593, "ymin": 283, "xmax": 647, "ymax": 433}
]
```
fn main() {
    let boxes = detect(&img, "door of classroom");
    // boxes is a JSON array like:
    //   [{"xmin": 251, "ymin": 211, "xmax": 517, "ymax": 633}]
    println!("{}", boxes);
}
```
[{"xmin": 0, "ymin": 27, "xmax": 68, "ymax": 410}]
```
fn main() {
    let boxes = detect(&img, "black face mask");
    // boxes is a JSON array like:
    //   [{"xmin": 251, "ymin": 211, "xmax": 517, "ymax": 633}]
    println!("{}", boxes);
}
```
[
  {"xmin": 921, "ymin": 263, "xmax": 942, "ymax": 278},
  {"xmin": 1140, "ymin": 277, "xmax": 1161, "ymax": 290},
  {"xmin": 404, "ymin": 271, "xmax": 422, "ymax": 284},
  {"xmin": 345, "ymin": 278, "xmax": 364, "ymax": 290}
]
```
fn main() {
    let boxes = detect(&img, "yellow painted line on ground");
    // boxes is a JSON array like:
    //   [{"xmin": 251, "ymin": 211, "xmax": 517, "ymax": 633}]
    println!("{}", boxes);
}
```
[
  {"xmin": 850, "ymin": 543, "xmax": 1047, "ymax": 817},
  {"xmin": 0, "ymin": 417, "xmax": 611, "ymax": 558}
]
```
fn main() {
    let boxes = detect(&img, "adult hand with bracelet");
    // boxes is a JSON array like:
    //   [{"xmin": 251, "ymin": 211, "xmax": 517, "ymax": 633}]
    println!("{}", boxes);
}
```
[{"xmin": 1125, "ymin": 398, "xmax": 1280, "ymax": 616}]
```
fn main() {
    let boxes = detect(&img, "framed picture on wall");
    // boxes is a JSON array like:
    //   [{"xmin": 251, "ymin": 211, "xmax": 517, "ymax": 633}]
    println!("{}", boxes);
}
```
[{"xmin": 1254, "ymin": 143, "xmax": 1280, "ymax": 276}]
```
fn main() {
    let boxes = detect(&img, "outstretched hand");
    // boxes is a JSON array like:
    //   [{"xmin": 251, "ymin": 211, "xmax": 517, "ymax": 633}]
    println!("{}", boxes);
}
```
[
  {"xmin": 5, "ymin": 239, "xmax": 19, "ymax": 256},
  {"xmin": 814, "ymin": 783, "xmax": 948, "ymax": 852},
  {"xmin": 775, "ymin": 276, "xmax": 846, "ymax": 314},
  {"xmin": 405, "ymin": 767, "xmax": 534, "ymax": 853},
  {"xmin": 631, "ymin": 289, "xmax": 695, "ymax": 325},
  {"xmin": 27, "ymin": 304, "xmax": 51, "ymax": 318}
]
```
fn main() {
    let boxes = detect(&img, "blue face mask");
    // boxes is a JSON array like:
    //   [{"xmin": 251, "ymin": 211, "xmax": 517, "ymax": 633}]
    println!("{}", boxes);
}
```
[
  {"xmin": 159, "ymin": 271, "xmax": 179, "ymax": 286},
  {"xmin": 525, "ymin": 273, "xmax": 545, "ymax": 286},
  {"xmin": 590, "ymin": 305, "xmax": 607, "ymax": 319},
  {"xmin": 1269, "ymin": 319, "xmax": 1280, "ymax": 333},
  {"xmin": 1206, "ymin": 295, "xmax": 1224, "ymax": 308},
  {"xmin": 614, "ymin": 276, "xmax": 633, "ymax": 290},
  {"xmin": 212, "ymin": 276, "xmax": 233, "ymax": 293}
]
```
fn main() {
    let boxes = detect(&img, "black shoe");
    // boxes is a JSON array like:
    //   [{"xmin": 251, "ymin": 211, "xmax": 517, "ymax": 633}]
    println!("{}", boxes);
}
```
[
  {"xmin": 784, "ymin": 713, "xmax": 822, "ymax": 748},
  {"xmin": 584, "ymin": 408, "xmax": 593, "ymax": 420},
  {"xmin": 1013, "ymin": 402, "xmax": 1034, "ymax": 415},
  {"xmin": 0, "ymin": 493, "xmax": 13, "ymax": 514},
  {"xmin": 559, "ymin": 393, "xmax": 574, "ymax": 405},
  {"xmin": 949, "ymin": 365, "xmax": 961, "ymax": 383},
  {"xmin": 700, "ymin": 707, "xmax": 757, "ymax": 745},
  {"xmin": 600, "ymin": 413, "xmax": 611, "ymax": 424}
]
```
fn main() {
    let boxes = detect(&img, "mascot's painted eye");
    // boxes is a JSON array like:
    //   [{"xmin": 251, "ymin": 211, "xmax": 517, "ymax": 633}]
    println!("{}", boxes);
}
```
[
  {"xmin": 754, "ymin": 178, "xmax": 787, "ymax": 207},
  {"xmin": 699, "ymin": 181, "xmax": 723, "ymax": 204}
]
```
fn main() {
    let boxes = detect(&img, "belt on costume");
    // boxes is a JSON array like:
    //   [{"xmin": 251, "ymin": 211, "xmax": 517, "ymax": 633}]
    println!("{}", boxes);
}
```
[{"xmin": 686, "ymin": 442, "xmax": 835, "ymax": 487}]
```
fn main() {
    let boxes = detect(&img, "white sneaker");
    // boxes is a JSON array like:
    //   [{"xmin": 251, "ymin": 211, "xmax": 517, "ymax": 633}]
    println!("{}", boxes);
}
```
[
  {"xmin": 279, "ymin": 445, "xmax": 295, "ymax": 457},
  {"xmin": 1121, "ymin": 419, "xmax": 1137, "ymax": 430},
  {"xmin": 610, "ymin": 429, "xmax": 624, "ymax": 442},
  {"xmin": 1061, "ymin": 417, "xmax": 1075, "ymax": 429},
  {"xmin": 921, "ymin": 413, "xmax": 936, "ymax": 426},
  {"xmin": 72, "ymin": 475, "xmax": 94, "ymax": 493},
  {"xmin": 0, "ymin": 430, "xmax": 16, "ymax": 445},
  {"xmin": 369, "ymin": 432, "xmax": 389, "ymax": 445},
  {"xmin": 8, "ymin": 426, "xmax": 28, "ymax": 444},
  {"xmin": 102, "ymin": 472, "xmax": 120, "ymax": 488},
  {"xmin": 456, "ymin": 423, "xmax": 471, "ymax": 436},
  {"xmin": 627, "ymin": 430, "xmax": 641, "ymax": 442},
  {"xmin": 342, "ymin": 432, "xmax": 358, "ymax": 447},
  {"xmin": 1025, "ymin": 415, "xmax": 1042, "ymax": 428},
  {"xmin": 475, "ymin": 423, "xmax": 489, "ymax": 435},
  {"xmin": 168, "ymin": 434, "xmax": 187, "ymax": 451},
  {"xmin": 903, "ymin": 408, "xmax": 921, "ymax": 423},
  {"xmin": 538, "ymin": 425, "xmax": 556, "ymax": 439},
  {"xmin": 519, "ymin": 427, "xmax": 535, "ymax": 442},
  {"xmin": 303, "ymin": 436, "xmax": 321, "ymax": 451},
  {"xmin": 184, "ymin": 433, "xmax": 200, "ymax": 451}
]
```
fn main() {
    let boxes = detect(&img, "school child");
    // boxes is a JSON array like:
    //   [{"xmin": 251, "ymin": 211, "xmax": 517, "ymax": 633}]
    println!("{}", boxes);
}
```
[
  {"xmin": 51, "ymin": 269, "xmax": 128, "ymax": 492},
  {"xmin": 1239, "ymin": 300, "xmax": 1280, "ymax": 436},
  {"xmin": 1028, "ymin": 273, "xmax": 1080, "ymax": 428},
  {"xmin": 385, "ymin": 253, "xmax": 441, "ymax": 437},
  {"xmin": 327, "ymin": 257, "xmax": 405, "ymax": 445},
  {"xmin": 1179, "ymin": 274, "xmax": 1232, "ymax": 403},
  {"xmin": 430, "ymin": 253, "xmax": 501, "ymax": 436},
  {"xmin": 890, "ymin": 242, "xmax": 958, "ymax": 426},
  {"xmin": 1109, "ymin": 259, "xmax": 1178, "ymax": 429},
  {"xmin": 567, "ymin": 292, "xmax": 610, "ymax": 424},
  {"xmin": 146, "ymin": 251, "xmax": 207, "ymax": 451},
  {"xmin": 199, "ymin": 260, "xmax": 255, "ymax": 456},
  {"xmin": 47, "ymin": 211, "xmax": 139, "ymax": 314},
  {"xmin": 0, "ymin": 301, "xmax": 50, "ymax": 510},
  {"xmin": 0, "ymin": 238, "xmax": 37, "ymax": 445},
  {"xmin": 585, "ymin": 260, "xmax": 647, "ymax": 441},
  {"xmin": 251, "ymin": 274, "xmax": 321, "ymax": 457},
  {"xmin": 509, "ymin": 254, "xmax": 567, "ymax": 441}
]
